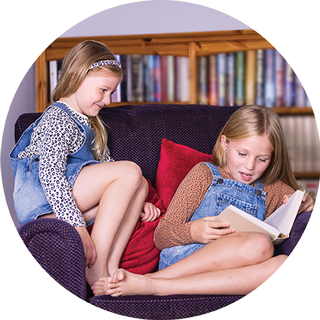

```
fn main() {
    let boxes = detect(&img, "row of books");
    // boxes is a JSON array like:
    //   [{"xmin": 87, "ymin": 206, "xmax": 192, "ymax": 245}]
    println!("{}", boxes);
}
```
[
  {"xmin": 112, "ymin": 54, "xmax": 189, "ymax": 103},
  {"xmin": 48, "ymin": 50, "xmax": 310, "ymax": 107},
  {"xmin": 198, "ymin": 50, "xmax": 310, "ymax": 107},
  {"xmin": 280, "ymin": 116, "xmax": 320, "ymax": 172},
  {"xmin": 297, "ymin": 179, "xmax": 319, "ymax": 198},
  {"xmin": 47, "ymin": 55, "xmax": 190, "ymax": 103}
]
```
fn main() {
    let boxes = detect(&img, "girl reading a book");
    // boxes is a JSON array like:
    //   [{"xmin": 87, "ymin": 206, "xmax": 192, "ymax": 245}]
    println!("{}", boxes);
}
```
[
  {"xmin": 10, "ymin": 40, "xmax": 161, "ymax": 287},
  {"xmin": 92, "ymin": 104, "xmax": 315, "ymax": 296}
]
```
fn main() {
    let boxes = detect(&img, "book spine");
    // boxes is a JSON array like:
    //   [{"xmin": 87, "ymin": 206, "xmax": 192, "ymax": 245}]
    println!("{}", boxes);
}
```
[
  {"xmin": 281, "ymin": 116, "xmax": 296, "ymax": 170},
  {"xmin": 160, "ymin": 55, "xmax": 167, "ymax": 102},
  {"xmin": 198, "ymin": 56, "xmax": 208, "ymax": 104},
  {"xmin": 264, "ymin": 49, "xmax": 275, "ymax": 108},
  {"xmin": 131, "ymin": 54, "xmax": 143, "ymax": 102},
  {"xmin": 235, "ymin": 51, "xmax": 245, "ymax": 106},
  {"xmin": 293, "ymin": 116, "xmax": 304, "ymax": 172},
  {"xmin": 143, "ymin": 55, "xmax": 148, "ymax": 101},
  {"xmin": 126, "ymin": 55, "xmax": 132, "ymax": 102},
  {"xmin": 147, "ymin": 55, "xmax": 154, "ymax": 102},
  {"xmin": 180, "ymin": 57, "xmax": 190, "ymax": 102},
  {"xmin": 311, "ymin": 116, "xmax": 320, "ymax": 171},
  {"xmin": 208, "ymin": 55, "xmax": 218, "ymax": 105},
  {"xmin": 112, "ymin": 55, "xmax": 122, "ymax": 102},
  {"xmin": 217, "ymin": 53, "xmax": 227, "ymax": 105},
  {"xmin": 153, "ymin": 55, "xmax": 162, "ymax": 102},
  {"xmin": 295, "ymin": 74, "xmax": 306, "ymax": 107},
  {"xmin": 227, "ymin": 53, "xmax": 235, "ymax": 106},
  {"xmin": 284, "ymin": 62, "xmax": 295, "ymax": 107},
  {"xmin": 302, "ymin": 116, "xmax": 313, "ymax": 171},
  {"xmin": 245, "ymin": 50, "xmax": 256, "ymax": 105},
  {"xmin": 255, "ymin": 50, "xmax": 264, "ymax": 105},
  {"xmin": 49, "ymin": 60, "xmax": 58, "ymax": 103},
  {"xmin": 275, "ymin": 51, "xmax": 285, "ymax": 107},
  {"xmin": 120, "ymin": 55, "xmax": 128, "ymax": 102},
  {"xmin": 166, "ymin": 55, "xmax": 175, "ymax": 101},
  {"xmin": 175, "ymin": 56, "xmax": 181, "ymax": 101}
]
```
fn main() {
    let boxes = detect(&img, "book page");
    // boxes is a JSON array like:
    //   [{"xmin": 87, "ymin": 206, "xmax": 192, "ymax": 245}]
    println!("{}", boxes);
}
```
[
  {"xmin": 264, "ymin": 190, "xmax": 304, "ymax": 236},
  {"xmin": 215, "ymin": 205, "xmax": 280, "ymax": 240}
]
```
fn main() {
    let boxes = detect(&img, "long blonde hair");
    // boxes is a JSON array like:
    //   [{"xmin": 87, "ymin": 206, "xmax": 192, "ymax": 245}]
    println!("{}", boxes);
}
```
[
  {"xmin": 52, "ymin": 40, "xmax": 123, "ymax": 161},
  {"xmin": 212, "ymin": 105, "xmax": 298, "ymax": 189}
]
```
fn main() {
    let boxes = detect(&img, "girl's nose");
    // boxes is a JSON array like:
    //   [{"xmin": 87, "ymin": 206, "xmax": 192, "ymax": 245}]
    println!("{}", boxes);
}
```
[
  {"xmin": 102, "ymin": 94, "xmax": 111, "ymax": 106},
  {"xmin": 245, "ymin": 158, "xmax": 255, "ymax": 170}
]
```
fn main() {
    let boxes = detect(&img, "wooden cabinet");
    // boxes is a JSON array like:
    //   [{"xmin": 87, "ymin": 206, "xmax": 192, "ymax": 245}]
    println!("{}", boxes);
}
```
[{"xmin": 35, "ymin": 30, "xmax": 318, "ymax": 180}]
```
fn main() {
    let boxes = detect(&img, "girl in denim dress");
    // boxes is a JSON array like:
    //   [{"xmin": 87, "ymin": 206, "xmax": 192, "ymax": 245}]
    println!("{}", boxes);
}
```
[
  {"xmin": 92, "ymin": 105, "xmax": 315, "ymax": 296},
  {"xmin": 10, "ymin": 40, "xmax": 161, "ymax": 287}
]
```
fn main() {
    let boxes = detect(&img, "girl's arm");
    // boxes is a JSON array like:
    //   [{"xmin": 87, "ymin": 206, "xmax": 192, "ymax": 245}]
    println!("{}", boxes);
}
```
[
  {"xmin": 154, "ymin": 163, "xmax": 212, "ymax": 250},
  {"xmin": 38, "ymin": 108, "xmax": 86, "ymax": 227}
]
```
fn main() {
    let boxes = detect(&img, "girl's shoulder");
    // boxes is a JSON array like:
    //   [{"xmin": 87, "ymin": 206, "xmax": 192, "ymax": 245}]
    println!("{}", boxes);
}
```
[
  {"xmin": 264, "ymin": 179, "xmax": 296, "ymax": 216},
  {"xmin": 39, "ymin": 105, "xmax": 78, "ymax": 128},
  {"xmin": 264, "ymin": 179, "xmax": 295, "ymax": 194}
]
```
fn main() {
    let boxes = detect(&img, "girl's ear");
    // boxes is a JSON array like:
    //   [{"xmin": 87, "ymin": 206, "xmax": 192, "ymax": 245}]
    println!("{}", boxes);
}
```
[
  {"xmin": 221, "ymin": 135, "xmax": 228, "ymax": 150},
  {"xmin": 68, "ymin": 72, "xmax": 77, "ymax": 87}
]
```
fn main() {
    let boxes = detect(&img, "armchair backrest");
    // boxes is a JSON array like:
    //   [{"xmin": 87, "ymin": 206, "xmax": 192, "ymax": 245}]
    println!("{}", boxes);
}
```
[{"xmin": 14, "ymin": 104, "xmax": 239, "ymax": 186}]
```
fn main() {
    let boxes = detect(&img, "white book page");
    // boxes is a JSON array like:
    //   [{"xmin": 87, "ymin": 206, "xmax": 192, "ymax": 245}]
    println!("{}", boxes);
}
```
[{"xmin": 264, "ymin": 190, "xmax": 304, "ymax": 235}]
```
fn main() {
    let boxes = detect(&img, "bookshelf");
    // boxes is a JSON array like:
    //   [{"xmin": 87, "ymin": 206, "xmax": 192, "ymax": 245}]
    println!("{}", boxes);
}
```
[
  {"xmin": 35, "ymin": 30, "xmax": 318, "ymax": 181},
  {"xmin": 35, "ymin": 29, "xmax": 313, "ymax": 111}
]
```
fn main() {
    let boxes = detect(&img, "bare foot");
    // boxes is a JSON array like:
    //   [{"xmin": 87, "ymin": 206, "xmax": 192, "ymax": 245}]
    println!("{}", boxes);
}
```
[
  {"xmin": 91, "ymin": 269, "xmax": 157, "ymax": 297},
  {"xmin": 86, "ymin": 264, "xmax": 109, "ymax": 287}
]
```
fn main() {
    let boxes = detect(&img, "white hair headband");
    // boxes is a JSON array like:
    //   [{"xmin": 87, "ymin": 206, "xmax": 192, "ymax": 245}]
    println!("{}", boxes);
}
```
[{"xmin": 89, "ymin": 60, "xmax": 122, "ymax": 70}]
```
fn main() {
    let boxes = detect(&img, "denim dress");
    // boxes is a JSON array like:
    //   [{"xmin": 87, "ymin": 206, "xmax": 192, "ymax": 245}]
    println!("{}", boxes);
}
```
[
  {"xmin": 159, "ymin": 162, "xmax": 267, "ymax": 270},
  {"xmin": 10, "ymin": 102, "xmax": 99, "ymax": 225}
]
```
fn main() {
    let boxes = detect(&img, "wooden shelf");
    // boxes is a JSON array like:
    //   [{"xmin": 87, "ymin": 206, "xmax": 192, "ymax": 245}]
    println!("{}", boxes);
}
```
[
  {"xmin": 294, "ymin": 172, "xmax": 320, "ymax": 179},
  {"xmin": 34, "ymin": 30, "xmax": 319, "ymax": 180},
  {"xmin": 36, "ymin": 29, "xmax": 274, "ymax": 113}
]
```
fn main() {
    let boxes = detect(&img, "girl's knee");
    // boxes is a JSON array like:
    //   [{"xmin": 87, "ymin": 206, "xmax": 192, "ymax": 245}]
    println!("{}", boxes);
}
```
[
  {"xmin": 119, "ymin": 161, "xmax": 143, "ymax": 182},
  {"xmin": 242, "ymin": 232, "xmax": 274, "ymax": 263}
]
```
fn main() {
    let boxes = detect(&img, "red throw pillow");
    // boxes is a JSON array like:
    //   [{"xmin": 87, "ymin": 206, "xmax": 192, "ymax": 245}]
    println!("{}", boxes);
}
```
[
  {"xmin": 88, "ymin": 179, "xmax": 165, "ymax": 275},
  {"xmin": 156, "ymin": 139, "xmax": 213, "ymax": 209}
]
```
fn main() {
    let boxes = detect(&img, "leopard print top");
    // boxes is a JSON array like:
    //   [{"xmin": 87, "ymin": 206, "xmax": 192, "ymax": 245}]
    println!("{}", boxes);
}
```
[{"xmin": 18, "ymin": 102, "xmax": 113, "ymax": 227}]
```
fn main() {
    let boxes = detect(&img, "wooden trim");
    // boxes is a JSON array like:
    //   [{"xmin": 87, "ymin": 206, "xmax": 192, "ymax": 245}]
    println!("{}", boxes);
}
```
[
  {"xmin": 35, "ymin": 52, "xmax": 47, "ymax": 113},
  {"xmin": 253, "ymin": 0, "xmax": 276, "ymax": 47},
  {"xmin": 189, "ymin": 42, "xmax": 197, "ymax": 104}
]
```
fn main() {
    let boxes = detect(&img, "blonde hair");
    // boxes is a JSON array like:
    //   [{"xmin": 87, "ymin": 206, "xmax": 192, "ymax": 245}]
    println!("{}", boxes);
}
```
[
  {"xmin": 52, "ymin": 40, "xmax": 123, "ymax": 161},
  {"xmin": 212, "ymin": 105, "xmax": 298, "ymax": 189}
]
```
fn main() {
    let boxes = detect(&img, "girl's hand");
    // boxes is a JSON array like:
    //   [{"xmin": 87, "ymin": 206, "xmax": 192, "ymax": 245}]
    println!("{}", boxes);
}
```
[
  {"xmin": 75, "ymin": 226, "xmax": 97, "ymax": 268},
  {"xmin": 191, "ymin": 216, "xmax": 234, "ymax": 244},
  {"xmin": 140, "ymin": 202, "xmax": 161, "ymax": 222},
  {"xmin": 283, "ymin": 192, "xmax": 315, "ymax": 213}
]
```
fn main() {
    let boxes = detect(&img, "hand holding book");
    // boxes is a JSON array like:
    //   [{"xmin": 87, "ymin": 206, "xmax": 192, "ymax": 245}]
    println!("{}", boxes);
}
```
[
  {"xmin": 190, "ymin": 216, "xmax": 235, "ymax": 244},
  {"xmin": 283, "ymin": 190, "xmax": 315, "ymax": 214},
  {"xmin": 214, "ymin": 190, "xmax": 306, "ymax": 246}
]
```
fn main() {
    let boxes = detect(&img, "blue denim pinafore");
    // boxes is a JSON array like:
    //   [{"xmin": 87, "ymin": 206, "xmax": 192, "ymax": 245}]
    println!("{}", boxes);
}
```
[
  {"xmin": 10, "ymin": 102, "xmax": 99, "ymax": 225},
  {"xmin": 159, "ymin": 162, "xmax": 266, "ymax": 270}
]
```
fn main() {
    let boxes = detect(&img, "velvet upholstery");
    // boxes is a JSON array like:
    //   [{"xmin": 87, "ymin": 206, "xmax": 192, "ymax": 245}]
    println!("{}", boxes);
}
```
[{"xmin": 15, "ymin": 104, "xmax": 311, "ymax": 319}]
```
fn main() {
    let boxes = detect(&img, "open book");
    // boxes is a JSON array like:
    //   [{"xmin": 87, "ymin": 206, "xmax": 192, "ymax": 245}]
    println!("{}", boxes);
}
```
[{"xmin": 214, "ymin": 190, "xmax": 305, "ymax": 245}]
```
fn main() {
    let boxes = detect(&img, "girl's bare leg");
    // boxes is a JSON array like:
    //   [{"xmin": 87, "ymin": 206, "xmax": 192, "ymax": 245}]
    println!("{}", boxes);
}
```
[
  {"xmin": 92, "ymin": 255, "xmax": 287, "ymax": 296},
  {"xmin": 152, "ymin": 232, "xmax": 274, "ymax": 280},
  {"xmin": 72, "ymin": 161, "xmax": 147, "ymax": 286}
]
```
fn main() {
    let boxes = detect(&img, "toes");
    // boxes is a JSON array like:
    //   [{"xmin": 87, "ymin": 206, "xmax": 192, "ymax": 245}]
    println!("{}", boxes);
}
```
[{"xmin": 115, "ymin": 269, "xmax": 126, "ymax": 281}]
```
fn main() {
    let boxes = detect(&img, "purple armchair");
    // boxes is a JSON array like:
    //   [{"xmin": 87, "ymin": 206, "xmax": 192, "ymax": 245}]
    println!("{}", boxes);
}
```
[{"xmin": 16, "ymin": 104, "xmax": 311, "ymax": 319}]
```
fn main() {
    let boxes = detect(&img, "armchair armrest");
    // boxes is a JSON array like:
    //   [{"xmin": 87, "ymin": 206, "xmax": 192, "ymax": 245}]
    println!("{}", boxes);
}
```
[
  {"xmin": 274, "ymin": 211, "xmax": 312, "ymax": 256},
  {"xmin": 18, "ymin": 218, "xmax": 87, "ymax": 300}
]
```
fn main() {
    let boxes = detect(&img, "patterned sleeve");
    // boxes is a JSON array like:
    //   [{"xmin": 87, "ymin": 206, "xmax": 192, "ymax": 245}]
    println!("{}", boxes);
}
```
[
  {"xmin": 37, "ymin": 108, "xmax": 86, "ymax": 227},
  {"xmin": 264, "ymin": 179, "xmax": 296, "ymax": 219},
  {"xmin": 154, "ymin": 163, "xmax": 212, "ymax": 250}
]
